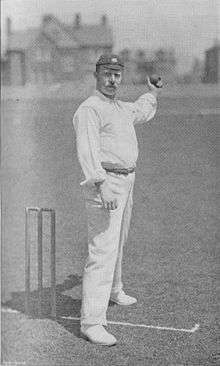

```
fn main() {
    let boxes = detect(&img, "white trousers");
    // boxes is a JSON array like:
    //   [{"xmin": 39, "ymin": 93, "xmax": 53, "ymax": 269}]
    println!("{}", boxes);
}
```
[{"xmin": 81, "ymin": 172, "xmax": 135, "ymax": 326}]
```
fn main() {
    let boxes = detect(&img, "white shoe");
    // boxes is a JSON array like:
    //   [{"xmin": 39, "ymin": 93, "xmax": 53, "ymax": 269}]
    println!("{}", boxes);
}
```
[
  {"xmin": 110, "ymin": 290, "xmax": 137, "ymax": 305},
  {"xmin": 80, "ymin": 325, "xmax": 117, "ymax": 346}
]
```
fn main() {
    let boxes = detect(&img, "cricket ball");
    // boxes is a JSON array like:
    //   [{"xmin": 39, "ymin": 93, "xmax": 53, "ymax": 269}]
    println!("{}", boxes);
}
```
[{"xmin": 149, "ymin": 74, "xmax": 163, "ymax": 88}]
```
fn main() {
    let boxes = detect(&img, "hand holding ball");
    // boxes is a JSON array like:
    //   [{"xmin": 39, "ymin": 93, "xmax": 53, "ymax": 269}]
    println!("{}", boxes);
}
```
[{"xmin": 149, "ymin": 74, "xmax": 163, "ymax": 88}]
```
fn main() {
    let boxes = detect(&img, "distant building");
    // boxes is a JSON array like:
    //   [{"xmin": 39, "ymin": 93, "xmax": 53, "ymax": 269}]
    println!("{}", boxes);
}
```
[
  {"xmin": 120, "ymin": 47, "xmax": 177, "ymax": 85},
  {"xmin": 190, "ymin": 58, "xmax": 204, "ymax": 83},
  {"xmin": 119, "ymin": 49, "xmax": 138, "ymax": 84},
  {"xmin": 177, "ymin": 57, "xmax": 204, "ymax": 85},
  {"xmin": 153, "ymin": 48, "xmax": 176, "ymax": 84},
  {"xmin": 1, "ymin": 55, "xmax": 10, "ymax": 85},
  {"xmin": 2, "ymin": 14, "xmax": 113, "ymax": 85},
  {"xmin": 203, "ymin": 40, "xmax": 220, "ymax": 83},
  {"xmin": 135, "ymin": 49, "xmax": 154, "ymax": 84}
]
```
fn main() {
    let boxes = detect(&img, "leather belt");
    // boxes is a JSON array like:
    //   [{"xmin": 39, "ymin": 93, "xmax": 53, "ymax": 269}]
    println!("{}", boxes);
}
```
[{"xmin": 101, "ymin": 162, "xmax": 135, "ymax": 176}]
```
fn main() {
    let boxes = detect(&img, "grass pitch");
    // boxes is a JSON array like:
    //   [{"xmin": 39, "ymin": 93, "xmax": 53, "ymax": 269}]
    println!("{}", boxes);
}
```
[{"xmin": 1, "ymin": 85, "xmax": 219, "ymax": 365}]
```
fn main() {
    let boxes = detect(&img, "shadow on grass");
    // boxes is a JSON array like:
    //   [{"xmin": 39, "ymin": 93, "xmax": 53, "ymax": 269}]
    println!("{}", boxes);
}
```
[
  {"xmin": 2, "ymin": 274, "xmax": 82, "ymax": 336},
  {"xmin": 2, "ymin": 273, "xmax": 117, "ymax": 338}
]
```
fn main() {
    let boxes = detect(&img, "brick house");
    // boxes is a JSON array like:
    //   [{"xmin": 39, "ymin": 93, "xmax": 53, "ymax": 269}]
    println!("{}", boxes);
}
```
[
  {"xmin": 203, "ymin": 40, "xmax": 220, "ymax": 83},
  {"xmin": 3, "ymin": 14, "xmax": 113, "ymax": 85}
]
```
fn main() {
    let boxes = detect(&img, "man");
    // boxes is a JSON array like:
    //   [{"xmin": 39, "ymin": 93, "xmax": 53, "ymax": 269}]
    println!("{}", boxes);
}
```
[{"xmin": 73, "ymin": 54, "xmax": 161, "ymax": 346}]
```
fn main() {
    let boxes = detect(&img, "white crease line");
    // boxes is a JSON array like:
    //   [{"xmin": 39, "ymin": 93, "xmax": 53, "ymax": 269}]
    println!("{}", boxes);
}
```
[
  {"xmin": 61, "ymin": 316, "xmax": 200, "ymax": 333},
  {"xmin": 1, "ymin": 307, "xmax": 200, "ymax": 333}
]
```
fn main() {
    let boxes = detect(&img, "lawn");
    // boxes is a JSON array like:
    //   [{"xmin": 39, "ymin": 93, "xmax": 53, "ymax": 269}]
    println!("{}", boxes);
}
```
[{"xmin": 1, "ymin": 84, "xmax": 219, "ymax": 365}]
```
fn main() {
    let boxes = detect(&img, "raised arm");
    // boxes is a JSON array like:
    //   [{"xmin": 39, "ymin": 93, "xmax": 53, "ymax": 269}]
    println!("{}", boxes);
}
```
[
  {"xmin": 132, "ymin": 76, "xmax": 162, "ymax": 125},
  {"xmin": 73, "ymin": 106, "xmax": 107, "ymax": 186}
]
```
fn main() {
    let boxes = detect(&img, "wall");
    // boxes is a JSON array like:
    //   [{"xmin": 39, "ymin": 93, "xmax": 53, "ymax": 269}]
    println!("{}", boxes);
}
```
[
  {"xmin": 9, "ymin": 52, "xmax": 25, "ymax": 85},
  {"xmin": 204, "ymin": 46, "xmax": 220, "ymax": 83}
]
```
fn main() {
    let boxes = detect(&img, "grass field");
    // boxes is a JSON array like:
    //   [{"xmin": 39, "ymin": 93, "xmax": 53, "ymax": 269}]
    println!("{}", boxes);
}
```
[{"xmin": 1, "ymin": 84, "xmax": 220, "ymax": 365}]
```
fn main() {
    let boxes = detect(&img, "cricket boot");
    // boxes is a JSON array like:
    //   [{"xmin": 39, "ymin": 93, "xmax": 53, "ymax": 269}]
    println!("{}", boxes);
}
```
[
  {"xmin": 110, "ymin": 290, "xmax": 137, "ymax": 306},
  {"xmin": 81, "ymin": 325, "xmax": 117, "ymax": 346}
]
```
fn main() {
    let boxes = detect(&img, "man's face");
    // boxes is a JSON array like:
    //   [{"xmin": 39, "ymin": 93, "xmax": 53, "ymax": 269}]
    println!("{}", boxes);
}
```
[{"xmin": 94, "ymin": 66, "xmax": 123, "ymax": 98}]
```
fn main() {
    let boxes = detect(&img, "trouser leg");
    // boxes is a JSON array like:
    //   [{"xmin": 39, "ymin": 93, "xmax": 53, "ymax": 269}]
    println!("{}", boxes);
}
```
[
  {"xmin": 81, "ymin": 177, "xmax": 129, "ymax": 326},
  {"xmin": 111, "ymin": 180, "xmax": 134, "ymax": 294}
]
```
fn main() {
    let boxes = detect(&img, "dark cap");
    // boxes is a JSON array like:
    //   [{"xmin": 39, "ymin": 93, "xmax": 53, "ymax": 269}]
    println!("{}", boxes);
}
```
[{"xmin": 96, "ymin": 54, "xmax": 124, "ymax": 70}]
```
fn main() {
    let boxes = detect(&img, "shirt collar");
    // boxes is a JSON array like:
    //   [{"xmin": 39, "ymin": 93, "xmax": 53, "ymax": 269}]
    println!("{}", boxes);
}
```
[{"xmin": 94, "ymin": 89, "xmax": 119, "ymax": 104}]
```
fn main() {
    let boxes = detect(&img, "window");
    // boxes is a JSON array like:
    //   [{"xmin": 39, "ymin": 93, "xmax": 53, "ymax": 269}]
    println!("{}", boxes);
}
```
[
  {"xmin": 62, "ymin": 55, "xmax": 75, "ymax": 72},
  {"xmin": 35, "ymin": 48, "xmax": 51, "ymax": 62}
]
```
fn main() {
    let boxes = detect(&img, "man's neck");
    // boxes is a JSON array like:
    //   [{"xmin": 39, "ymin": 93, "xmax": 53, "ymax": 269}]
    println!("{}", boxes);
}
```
[{"xmin": 96, "ymin": 88, "xmax": 116, "ymax": 100}]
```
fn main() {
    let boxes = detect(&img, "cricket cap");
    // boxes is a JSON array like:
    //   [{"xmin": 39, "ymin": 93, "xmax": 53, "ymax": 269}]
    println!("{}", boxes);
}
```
[{"xmin": 96, "ymin": 54, "xmax": 124, "ymax": 70}]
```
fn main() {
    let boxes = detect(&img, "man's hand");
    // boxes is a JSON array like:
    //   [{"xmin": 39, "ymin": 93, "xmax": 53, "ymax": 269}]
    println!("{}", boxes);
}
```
[
  {"xmin": 146, "ymin": 76, "xmax": 163, "ymax": 98},
  {"xmin": 99, "ymin": 181, "xmax": 118, "ymax": 210}
]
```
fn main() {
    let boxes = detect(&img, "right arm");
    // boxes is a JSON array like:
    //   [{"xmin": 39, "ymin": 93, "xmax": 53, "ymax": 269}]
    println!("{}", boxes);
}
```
[
  {"xmin": 73, "ymin": 106, "xmax": 118, "ymax": 210},
  {"xmin": 73, "ymin": 106, "xmax": 107, "ymax": 186}
]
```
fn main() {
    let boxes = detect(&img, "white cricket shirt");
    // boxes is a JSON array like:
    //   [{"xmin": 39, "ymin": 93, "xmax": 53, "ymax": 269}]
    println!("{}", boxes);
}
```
[{"xmin": 73, "ymin": 90, "xmax": 157, "ymax": 186}]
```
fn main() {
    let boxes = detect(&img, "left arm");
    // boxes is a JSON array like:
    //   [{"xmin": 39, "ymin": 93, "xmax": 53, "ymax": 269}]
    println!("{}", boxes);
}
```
[{"xmin": 132, "ymin": 77, "xmax": 162, "ymax": 125}]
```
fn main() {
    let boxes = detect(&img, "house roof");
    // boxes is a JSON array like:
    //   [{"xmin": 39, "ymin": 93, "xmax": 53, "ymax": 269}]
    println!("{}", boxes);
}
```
[
  {"xmin": 8, "ymin": 28, "xmax": 40, "ymax": 51},
  {"xmin": 64, "ymin": 24, "xmax": 113, "ymax": 47},
  {"xmin": 42, "ymin": 26, "xmax": 78, "ymax": 48},
  {"xmin": 7, "ymin": 16, "xmax": 113, "ymax": 51}
]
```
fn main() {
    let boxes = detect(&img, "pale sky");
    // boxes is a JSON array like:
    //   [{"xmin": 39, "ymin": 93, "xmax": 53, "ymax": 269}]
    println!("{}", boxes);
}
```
[{"xmin": 1, "ymin": 0, "xmax": 219, "ymax": 72}]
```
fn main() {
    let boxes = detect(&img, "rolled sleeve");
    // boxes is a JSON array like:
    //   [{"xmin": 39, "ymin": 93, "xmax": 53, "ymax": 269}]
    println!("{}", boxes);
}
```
[
  {"xmin": 73, "ymin": 106, "xmax": 107, "ymax": 186},
  {"xmin": 132, "ymin": 93, "xmax": 157, "ymax": 124}
]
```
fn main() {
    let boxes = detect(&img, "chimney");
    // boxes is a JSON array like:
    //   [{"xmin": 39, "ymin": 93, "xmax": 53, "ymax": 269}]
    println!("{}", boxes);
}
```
[
  {"xmin": 101, "ymin": 15, "xmax": 107, "ymax": 26},
  {"xmin": 42, "ymin": 14, "xmax": 54, "ymax": 27},
  {"xmin": 74, "ymin": 13, "xmax": 81, "ymax": 28}
]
